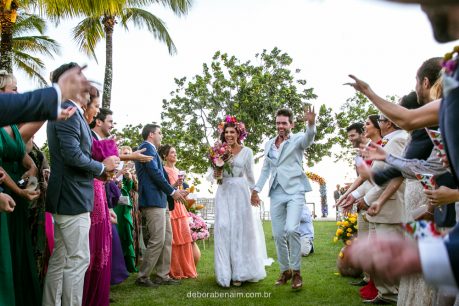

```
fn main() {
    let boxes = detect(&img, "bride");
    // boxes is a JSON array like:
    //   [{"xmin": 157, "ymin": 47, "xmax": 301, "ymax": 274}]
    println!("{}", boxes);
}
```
[{"xmin": 213, "ymin": 116, "xmax": 272, "ymax": 287}]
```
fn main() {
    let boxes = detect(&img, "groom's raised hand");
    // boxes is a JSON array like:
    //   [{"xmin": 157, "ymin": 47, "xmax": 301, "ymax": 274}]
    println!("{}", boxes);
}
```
[{"xmin": 303, "ymin": 105, "xmax": 316, "ymax": 127}]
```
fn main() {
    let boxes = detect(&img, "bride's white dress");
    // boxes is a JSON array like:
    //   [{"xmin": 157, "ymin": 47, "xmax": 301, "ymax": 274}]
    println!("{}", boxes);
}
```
[{"xmin": 214, "ymin": 146, "xmax": 273, "ymax": 287}]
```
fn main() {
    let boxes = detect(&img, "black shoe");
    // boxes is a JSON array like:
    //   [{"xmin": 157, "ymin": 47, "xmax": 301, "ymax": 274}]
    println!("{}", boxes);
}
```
[
  {"xmin": 153, "ymin": 277, "xmax": 181, "ymax": 285},
  {"xmin": 135, "ymin": 278, "xmax": 159, "ymax": 288},
  {"xmin": 349, "ymin": 279, "xmax": 368, "ymax": 286}
]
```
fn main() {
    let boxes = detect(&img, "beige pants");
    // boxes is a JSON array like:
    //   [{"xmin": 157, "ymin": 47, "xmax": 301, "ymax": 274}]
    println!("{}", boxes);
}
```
[
  {"xmin": 42, "ymin": 212, "xmax": 91, "ymax": 306},
  {"xmin": 369, "ymin": 222, "xmax": 403, "ymax": 303},
  {"xmin": 138, "ymin": 207, "xmax": 172, "ymax": 280},
  {"xmin": 358, "ymin": 210, "xmax": 370, "ymax": 282}
]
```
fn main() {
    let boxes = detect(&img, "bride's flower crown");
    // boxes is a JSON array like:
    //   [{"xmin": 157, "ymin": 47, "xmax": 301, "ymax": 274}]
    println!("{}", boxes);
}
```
[{"xmin": 217, "ymin": 115, "xmax": 248, "ymax": 142}]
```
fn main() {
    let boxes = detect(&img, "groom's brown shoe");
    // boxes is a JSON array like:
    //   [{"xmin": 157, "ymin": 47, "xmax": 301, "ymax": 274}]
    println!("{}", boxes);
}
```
[
  {"xmin": 275, "ymin": 270, "xmax": 292, "ymax": 286},
  {"xmin": 291, "ymin": 270, "xmax": 302, "ymax": 290}
]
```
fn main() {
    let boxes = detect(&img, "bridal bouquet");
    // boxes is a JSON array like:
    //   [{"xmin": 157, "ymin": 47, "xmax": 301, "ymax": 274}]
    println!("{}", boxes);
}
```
[
  {"xmin": 188, "ymin": 212, "xmax": 210, "ymax": 242},
  {"xmin": 208, "ymin": 140, "xmax": 233, "ymax": 184}
]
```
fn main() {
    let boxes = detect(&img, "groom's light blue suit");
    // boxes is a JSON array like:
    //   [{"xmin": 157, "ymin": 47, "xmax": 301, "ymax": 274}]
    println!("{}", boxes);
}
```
[{"xmin": 254, "ymin": 124, "xmax": 316, "ymax": 272}]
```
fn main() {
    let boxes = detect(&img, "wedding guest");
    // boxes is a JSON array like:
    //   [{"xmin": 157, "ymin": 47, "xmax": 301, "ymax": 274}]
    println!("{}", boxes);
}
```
[
  {"xmin": 347, "ymin": 1, "xmax": 459, "ymax": 292},
  {"xmin": 158, "ymin": 144, "xmax": 197, "ymax": 279},
  {"xmin": 135, "ymin": 124, "xmax": 188, "ymax": 287},
  {"xmin": 26, "ymin": 137, "xmax": 51, "ymax": 285},
  {"xmin": 43, "ymin": 63, "xmax": 119, "ymax": 306},
  {"xmin": 116, "ymin": 146, "xmax": 139, "ymax": 273},
  {"xmin": 299, "ymin": 205, "xmax": 314, "ymax": 257},
  {"xmin": 251, "ymin": 107, "xmax": 316, "ymax": 290},
  {"xmin": 213, "ymin": 117, "xmax": 272, "ymax": 287},
  {"xmin": 0, "ymin": 71, "xmax": 43, "ymax": 306}
]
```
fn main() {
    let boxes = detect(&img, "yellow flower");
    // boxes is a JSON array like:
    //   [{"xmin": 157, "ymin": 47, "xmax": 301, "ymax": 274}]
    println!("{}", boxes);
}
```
[
  {"xmin": 349, "ymin": 218, "xmax": 356, "ymax": 224},
  {"xmin": 347, "ymin": 228, "xmax": 353, "ymax": 233},
  {"xmin": 336, "ymin": 229, "xmax": 343, "ymax": 236},
  {"xmin": 347, "ymin": 233, "xmax": 352, "ymax": 237},
  {"xmin": 343, "ymin": 221, "xmax": 349, "ymax": 227},
  {"xmin": 339, "ymin": 252, "xmax": 344, "ymax": 258},
  {"xmin": 333, "ymin": 237, "xmax": 338, "ymax": 243},
  {"xmin": 345, "ymin": 240, "xmax": 352, "ymax": 246},
  {"xmin": 336, "ymin": 221, "xmax": 341, "ymax": 226}
]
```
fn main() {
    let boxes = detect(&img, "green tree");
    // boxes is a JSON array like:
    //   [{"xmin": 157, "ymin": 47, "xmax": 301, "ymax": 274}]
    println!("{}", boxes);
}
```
[
  {"xmin": 112, "ymin": 123, "xmax": 145, "ymax": 148},
  {"xmin": 160, "ymin": 48, "xmax": 336, "ymax": 175},
  {"xmin": 71, "ymin": 0, "xmax": 192, "ymax": 108},
  {"xmin": 10, "ymin": 11, "xmax": 60, "ymax": 85},
  {"xmin": 0, "ymin": 4, "xmax": 60, "ymax": 84}
]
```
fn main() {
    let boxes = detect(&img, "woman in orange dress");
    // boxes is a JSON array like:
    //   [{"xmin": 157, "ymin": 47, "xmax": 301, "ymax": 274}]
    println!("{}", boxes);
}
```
[{"xmin": 158, "ymin": 145, "xmax": 197, "ymax": 279}]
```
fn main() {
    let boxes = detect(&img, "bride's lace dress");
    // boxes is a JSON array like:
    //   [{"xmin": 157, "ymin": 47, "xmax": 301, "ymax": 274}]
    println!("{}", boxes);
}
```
[{"xmin": 214, "ymin": 146, "xmax": 273, "ymax": 287}]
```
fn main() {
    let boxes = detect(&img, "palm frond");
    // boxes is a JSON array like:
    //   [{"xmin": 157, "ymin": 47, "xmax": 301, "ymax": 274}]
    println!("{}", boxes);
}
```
[
  {"xmin": 13, "ymin": 35, "xmax": 61, "ymax": 57},
  {"xmin": 72, "ymin": 16, "xmax": 104, "ymax": 61},
  {"xmin": 149, "ymin": 0, "xmax": 193, "ymax": 16},
  {"xmin": 13, "ymin": 50, "xmax": 48, "ymax": 86},
  {"xmin": 36, "ymin": 0, "xmax": 126, "ymax": 23},
  {"xmin": 121, "ymin": 7, "xmax": 176, "ymax": 55},
  {"xmin": 13, "ymin": 12, "xmax": 47, "ymax": 36}
]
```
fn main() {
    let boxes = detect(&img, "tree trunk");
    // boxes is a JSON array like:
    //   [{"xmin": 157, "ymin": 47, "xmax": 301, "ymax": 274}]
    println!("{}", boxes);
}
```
[
  {"xmin": 0, "ymin": 11, "xmax": 16, "ymax": 73},
  {"xmin": 102, "ymin": 15, "xmax": 115, "ymax": 109}
]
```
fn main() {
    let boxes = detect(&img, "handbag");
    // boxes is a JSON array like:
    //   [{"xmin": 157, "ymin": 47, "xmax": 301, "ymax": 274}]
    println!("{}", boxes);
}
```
[{"xmin": 118, "ymin": 195, "xmax": 130, "ymax": 205}]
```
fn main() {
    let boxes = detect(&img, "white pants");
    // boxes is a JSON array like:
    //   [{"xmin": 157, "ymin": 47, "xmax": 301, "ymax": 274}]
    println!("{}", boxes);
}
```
[{"xmin": 43, "ymin": 213, "xmax": 91, "ymax": 306}]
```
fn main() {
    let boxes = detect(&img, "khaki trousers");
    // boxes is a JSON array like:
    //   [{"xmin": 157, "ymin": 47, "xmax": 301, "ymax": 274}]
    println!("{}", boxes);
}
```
[
  {"xmin": 369, "ymin": 222, "xmax": 403, "ymax": 303},
  {"xmin": 42, "ymin": 213, "xmax": 91, "ymax": 306},
  {"xmin": 138, "ymin": 207, "xmax": 172, "ymax": 280},
  {"xmin": 358, "ymin": 210, "xmax": 370, "ymax": 282}
]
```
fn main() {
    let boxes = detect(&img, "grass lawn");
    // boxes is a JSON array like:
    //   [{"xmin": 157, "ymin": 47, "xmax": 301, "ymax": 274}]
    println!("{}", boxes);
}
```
[{"xmin": 111, "ymin": 221, "xmax": 364, "ymax": 305}]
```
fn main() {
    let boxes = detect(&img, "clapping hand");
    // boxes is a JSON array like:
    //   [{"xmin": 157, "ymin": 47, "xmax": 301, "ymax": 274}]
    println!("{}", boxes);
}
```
[
  {"xmin": 57, "ymin": 107, "xmax": 77, "ymax": 121},
  {"xmin": 131, "ymin": 148, "xmax": 153, "ymax": 163},
  {"xmin": 360, "ymin": 142, "xmax": 387, "ymax": 162}
]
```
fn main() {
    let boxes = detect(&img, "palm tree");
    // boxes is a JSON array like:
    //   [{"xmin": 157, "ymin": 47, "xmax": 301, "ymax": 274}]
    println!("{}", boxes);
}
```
[
  {"xmin": 10, "ymin": 12, "xmax": 60, "ymax": 85},
  {"xmin": 72, "ymin": 0, "xmax": 192, "ymax": 108}
]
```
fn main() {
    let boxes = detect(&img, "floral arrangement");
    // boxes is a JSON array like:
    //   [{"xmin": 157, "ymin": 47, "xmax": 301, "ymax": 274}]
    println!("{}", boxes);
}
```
[
  {"xmin": 333, "ymin": 212, "xmax": 358, "ymax": 246},
  {"xmin": 306, "ymin": 171, "xmax": 326, "ymax": 185},
  {"xmin": 184, "ymin": 185, "xmax": 205, "ymax": 213},
  {"xmin": 443, "ymin": 46, "xmax": 459, "ymax": 76},
  {"xmin": 188, "ymin": 212, "xmax": 210, "ymax": 242},
  {"xmin": 217, "ymin": 115, "xmax": 248, "ymax": 142},
  {"xmin": 208, "ymin": 140, "xmax": 233, "ymax": 184}
]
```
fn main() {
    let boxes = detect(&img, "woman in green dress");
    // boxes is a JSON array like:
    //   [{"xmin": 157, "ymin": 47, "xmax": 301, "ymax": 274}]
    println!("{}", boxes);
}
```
[
  {"xmin": 115, "ymin": 146, "xmax": 139, "ymax": 272},
  {"xmin": 0, "ymin": 71, "xmax": 42, "ymax": 306}
]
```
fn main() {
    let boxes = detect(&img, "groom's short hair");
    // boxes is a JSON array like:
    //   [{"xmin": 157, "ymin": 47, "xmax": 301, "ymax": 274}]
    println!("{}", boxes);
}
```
[{"xmin": 276, "ymin": 108, "xmax": 294, "ymax": 123}]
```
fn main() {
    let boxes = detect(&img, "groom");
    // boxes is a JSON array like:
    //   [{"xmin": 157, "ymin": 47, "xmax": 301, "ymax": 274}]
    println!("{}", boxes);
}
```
[{"xmin": 251, "ymin": 106, "xmax": 316, "ymax": 290}]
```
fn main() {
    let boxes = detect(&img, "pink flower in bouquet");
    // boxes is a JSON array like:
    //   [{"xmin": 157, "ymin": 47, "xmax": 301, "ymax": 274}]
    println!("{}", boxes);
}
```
[
  {"xmin": 208, "ymin": 140, "xmax": 233, "ymax": 184},
  {"xmin": 188, "ymin": 212, "xmax": 209, "ymax": 242}
]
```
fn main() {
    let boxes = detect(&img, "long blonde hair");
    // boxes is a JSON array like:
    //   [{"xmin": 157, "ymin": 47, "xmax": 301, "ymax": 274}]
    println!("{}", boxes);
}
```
[{"xmin": 430, "ymin": 75, "xmax": 443, "ymax": 100}]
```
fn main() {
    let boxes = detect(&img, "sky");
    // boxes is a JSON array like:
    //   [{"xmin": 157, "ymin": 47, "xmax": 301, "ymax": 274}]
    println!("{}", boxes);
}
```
[{"xmin": 16, "ymin": 0, "xmax": 457, "ymax": 218}]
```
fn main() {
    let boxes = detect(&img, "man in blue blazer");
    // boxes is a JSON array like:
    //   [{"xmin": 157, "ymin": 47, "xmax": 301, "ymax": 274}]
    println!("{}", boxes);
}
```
[
  {"xmin": 252, "ymin": 107, "xmax": 316, "ymax": 290},
  {"xmin": 42, "ymin": 63, "xmax": 120, "ymax": 306},
  {"xmin": 135, "ymin": 124, "xmax": 188, "ymax": 287}
]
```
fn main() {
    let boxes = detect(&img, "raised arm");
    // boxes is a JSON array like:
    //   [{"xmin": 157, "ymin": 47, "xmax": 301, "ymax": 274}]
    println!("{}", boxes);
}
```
[{"xmin": 346, "ymin": 75, "xmax": 440, "ymax": 130}]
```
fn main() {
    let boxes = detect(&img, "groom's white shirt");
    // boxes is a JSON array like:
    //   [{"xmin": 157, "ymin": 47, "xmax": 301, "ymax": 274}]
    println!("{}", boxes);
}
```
[{"xmin": 254, "ymin": 124, "xmax": 316, "ymax": 195}]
